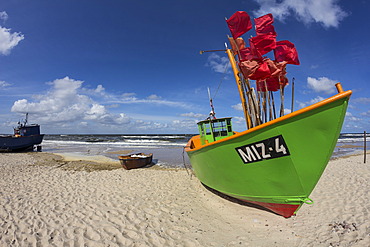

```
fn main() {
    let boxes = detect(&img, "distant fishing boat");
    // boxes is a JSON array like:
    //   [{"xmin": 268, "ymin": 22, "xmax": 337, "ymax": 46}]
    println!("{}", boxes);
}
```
[
  {"xmin": 185, "ymin": 11, "xmax": 352, "ymax": 217},
  {"xmin": 0, "ymin": 113, "xmax": 44, "ymax": 152},
  {"xmin": 118, "ymin": 153, "xmax": 153, "ymax": 170}
]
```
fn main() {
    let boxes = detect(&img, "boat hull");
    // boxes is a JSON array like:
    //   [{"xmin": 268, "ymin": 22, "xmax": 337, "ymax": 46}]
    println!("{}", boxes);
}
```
[
  {"xmin": 0, "ymin": 134, "xmax": 44, "ymax": 151},
  {"xmin": 118, "ymin": 153, "xmax": 153, "ymax": 170},
  {"xmin": 186, "ymin": 90, "xmax": 351, "ymax": 217}
]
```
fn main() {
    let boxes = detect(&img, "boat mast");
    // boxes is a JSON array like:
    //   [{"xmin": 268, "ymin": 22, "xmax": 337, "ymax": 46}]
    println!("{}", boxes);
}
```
[
  {"xmin": 24, "ymin": 113, "xmax": 28, "ymax": 126},
  {"xmin": 207, "ymin": 87, "xmax": 216, "ymax": 119},
  {"xmin": 225, "ymin": 48, "xmax": 252, "ymax": 128}
]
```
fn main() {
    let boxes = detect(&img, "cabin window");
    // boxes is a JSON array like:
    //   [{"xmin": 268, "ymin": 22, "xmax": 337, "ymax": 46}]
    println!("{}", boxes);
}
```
[
  {"xmin": 205, "ymin": 123, "xmax": 212, "ymax": 135},
  {"xmin": 197, "ymin": 117, "xmax": 234, "ymax": 145}
]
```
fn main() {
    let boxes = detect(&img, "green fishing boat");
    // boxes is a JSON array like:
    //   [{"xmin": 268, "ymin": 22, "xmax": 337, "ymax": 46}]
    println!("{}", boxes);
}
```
[{"xmin": 185, "ymin": 11, "xmax": 352, "ymax": 218}]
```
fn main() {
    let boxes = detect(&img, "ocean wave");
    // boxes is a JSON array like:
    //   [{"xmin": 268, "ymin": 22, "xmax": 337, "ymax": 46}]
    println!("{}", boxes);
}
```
[
  {"xmin": 120, "ymin": 135, "xmax": 187, "ymax": 139},
  {"xmin": 42, "ymin": 140, "xmax": 187, "ymax": 147},
  {"xmin": 337, "ymin": 138, "xmax": 369, "ymax": 143}
]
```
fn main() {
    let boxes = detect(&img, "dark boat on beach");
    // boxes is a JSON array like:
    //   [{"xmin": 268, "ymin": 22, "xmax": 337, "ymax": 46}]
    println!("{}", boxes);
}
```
[
  {"xmin": 0, "ymin": 114, "xmax": 44, "ymax": 152},
  {"xmin": 118, "ymin": 153, "xmax": 153, "ymax": 170}
]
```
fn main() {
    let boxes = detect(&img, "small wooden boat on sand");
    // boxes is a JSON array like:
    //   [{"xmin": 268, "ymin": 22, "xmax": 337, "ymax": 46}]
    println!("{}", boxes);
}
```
[{"xmin": 118, "ymin": 153, "xmax": 153, "ymax": 170}]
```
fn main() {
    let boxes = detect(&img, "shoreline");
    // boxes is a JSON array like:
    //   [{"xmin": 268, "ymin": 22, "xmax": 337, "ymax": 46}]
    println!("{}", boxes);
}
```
[{"xmin": 1, "ymin": 151, "xmax": 369, "ymax": 246}]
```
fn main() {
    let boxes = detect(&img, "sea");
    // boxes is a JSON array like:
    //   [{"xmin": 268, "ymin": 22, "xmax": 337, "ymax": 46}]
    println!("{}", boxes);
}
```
[
  {"xmin": 40, "ymin": 133, "xmax": 370, "ymax": 168},
  {"xmin": 41, "ymin": 134, "xmax": 194, "ymax": 168}
]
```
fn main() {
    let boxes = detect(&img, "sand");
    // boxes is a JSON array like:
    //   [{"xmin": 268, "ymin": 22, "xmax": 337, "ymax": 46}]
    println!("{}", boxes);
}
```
[{"xmin": 0, "ymin": 152, "xmax": 369, "ymax": 246}]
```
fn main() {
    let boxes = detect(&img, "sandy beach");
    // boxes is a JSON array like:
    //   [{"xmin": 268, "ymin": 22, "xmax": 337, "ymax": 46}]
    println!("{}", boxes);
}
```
[{"xmin": 0, "ymin": 152, "xmax": 369, "ymax": 246}]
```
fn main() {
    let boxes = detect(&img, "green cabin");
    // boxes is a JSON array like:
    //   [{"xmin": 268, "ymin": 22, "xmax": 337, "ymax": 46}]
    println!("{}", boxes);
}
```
[{"xmin": 197, "ymin": 117, "xmax": 234, "ymax": 145}]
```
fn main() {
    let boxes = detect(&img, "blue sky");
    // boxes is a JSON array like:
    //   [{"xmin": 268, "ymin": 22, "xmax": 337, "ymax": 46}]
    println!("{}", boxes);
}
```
[{"xmin": 0, "ymin": 0, "xmax": 368, "ymax": 134}]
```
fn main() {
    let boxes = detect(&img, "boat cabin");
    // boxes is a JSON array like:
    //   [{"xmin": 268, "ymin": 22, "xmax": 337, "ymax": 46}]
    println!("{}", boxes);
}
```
[
  {"xmin": 197, "ymin": 117, "xmax": 234, "ymax": 145},
  {"xmin": 14, "ymin": 124, "xmax": 41, "ymax": 137}
]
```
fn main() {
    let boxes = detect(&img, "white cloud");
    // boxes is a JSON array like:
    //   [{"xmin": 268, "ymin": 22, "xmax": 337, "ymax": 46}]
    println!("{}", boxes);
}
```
[
  {"xmin": 11, "ymin": 77, "xmax": 130, "ymax": 127},
  {"xmin": 0, "ymin": 26, "xmax": 24, "ymax": 55},
  {"xmin": 0, "ymin": 11, "xmax": 8, "ymax": 22},
  {"xmin": 85, "ymin": 103, "xmax": 106, "ymax": 120},
  {"xmin": 95, "ymin": 84, "xmax": 105, "ymax": 93},
  {"xmin": 115, "ymin": 94, "xmax": 189, "ymax": 109},
  {"xmin": 310, "ymin": 64, "xmax": 319, "ymax": 69},
  {"xmin": 253, "ymin": 0, "xmax": 348, "ymax": 28},
  {"xmin": 0, "ymin": 12, "xmax": 24, "ymax": 55},
  {"xmin": 147, "ymin": 94, "xmax": 162, "ymax": 100},
  {"xmin": 353, "ymin": 97, "xmax": 370, "ymax": 104},
  {"xmin": 0, "ymin": 80, "xmax": 10, "ymax": 88},
  {"xmin": 180, "ymin": 112, "xmax": 206, "ymax": 118},
  {"xmin": 231, "ymin": 116, "xmax": 246, "ymax": 125},
  {"xmin": 307, "ymin": 76, "xmax": 338, "ymax": 94},
  {"xmin": 347, "ymin": 111, "xmax": 361, "ymax": 121},
  {"xmin": 122, "ymin": 92, "xmax": 136, "ymax": 98},
  {"xmin": 9, "ymin": 77, "xmax": 197, "ymax": 132},
  {"xmin": 206, "ymin": 53, "xmax": 229, "ymax": 73},
  {"xmin": 84, "ymin": 86, "xmax": 189, "ymax": 109},
  {"xmin": 171, "ymin": 119, "xmax": 198, "ymax": 129},
  {"xmin": 232, "ymin": 103, "xmax": 243, "ymax": 111},
  {"xmin": 297, "ymin": 95, "xmax": 325, "ymax": 109},
  {"xmin": 284, "ymin": 108, "xmax": 292, "ymax": 115},
  {"xmin": 309, "ymin": 96, "xmax": 325, "ymax": 104}
]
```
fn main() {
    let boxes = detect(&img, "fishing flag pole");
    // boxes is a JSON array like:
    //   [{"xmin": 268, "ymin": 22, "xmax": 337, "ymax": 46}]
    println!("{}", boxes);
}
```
[
  {"xmin": 291, "ymin": 77, "xmax": 295, "ymax": 112},
  {"xmin": 226, "ymin": 48, "xmax": 252, "ymax": 128}
]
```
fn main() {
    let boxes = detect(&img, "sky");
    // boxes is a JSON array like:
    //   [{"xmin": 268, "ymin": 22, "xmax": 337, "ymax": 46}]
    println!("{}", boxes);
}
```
[{"xmin": 0, "ymin": 0, "xmax": 369, "ymax": 134}]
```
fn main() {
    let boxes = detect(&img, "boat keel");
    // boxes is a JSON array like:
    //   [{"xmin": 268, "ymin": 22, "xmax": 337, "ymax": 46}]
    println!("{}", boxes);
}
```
[{"xmin": 242, "ymin": 199, "xmax": 301, "ymax": 218}]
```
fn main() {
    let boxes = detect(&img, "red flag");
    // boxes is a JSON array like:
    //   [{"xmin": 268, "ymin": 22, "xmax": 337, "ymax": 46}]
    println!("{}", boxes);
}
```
[
  {"xmin": 257, "ymin": 24, "xmax": 276, "ymax": 36},
  {"xmin": 267, "ymin": 77, "xmax": 281, "ymax": 91},
  {"xmin": 274, "ymin": 40, "xmax": 300, "ymax": 65},
  {"xmin": 276, "ymin": 61, "xmax": 287, "ymax": 76},
  {"xmin": 226, "ymin": 11, "xmax": 252, "ymax": 39},
  {"xmin": 265, "ymin": 59, "xmax": 281, "ymax": 77},
  {"xmin": 279, "ymin": 75, "xmax": 289, "ymax": 87},
  {"xmin": 255, "ymin": 13, "xmax": 273, "ymax": 28},
  {"xmin": 228, "ymin": 37, "xmax": 246, "ymax": 54},
  {"xmin": 257, "ymin": 78, "xmax": 280, "ymax": 92},
  {"xmin": 249, "ymin": 60, "xmax": 271, "ymax": 80},
  {"xmin": 256, "ymin": 75, "xmax": 288, "ymax": 92},
  {"xmin": 239, "ymin": 47, "xmax": 262, "ymax": 61},
  {"xmin": 239, "ymin": 60, "xmax": 259, "ymax": 78},
  {"xmin": 249, "ymin": 34, "xmax": 276, "ymax": 55},
  {"xmin": 255, "ymin": 13, "xmax": 276, "ymax": 36}
]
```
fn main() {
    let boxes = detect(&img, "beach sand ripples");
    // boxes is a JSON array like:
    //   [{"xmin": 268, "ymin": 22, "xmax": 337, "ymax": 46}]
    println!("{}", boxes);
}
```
[{"xmin": 0, "ymin": 153, "xmax": 369, "ymax": 246}]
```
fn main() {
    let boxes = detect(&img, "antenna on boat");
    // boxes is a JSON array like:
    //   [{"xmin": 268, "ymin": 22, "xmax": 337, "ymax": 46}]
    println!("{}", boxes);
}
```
[
  {"xmin": 24, "ymin": 113, "xmax": 28, "ymax": 126},
  {"xmin": 207, "ymin": 87, "xmax": 216, "ymax": 119}
]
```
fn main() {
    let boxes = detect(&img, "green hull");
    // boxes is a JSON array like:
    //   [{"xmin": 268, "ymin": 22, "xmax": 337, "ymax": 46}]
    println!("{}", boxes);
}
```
[{"xmin": 186, "ymin": 91, "xmax": 351, "ymax": 217}]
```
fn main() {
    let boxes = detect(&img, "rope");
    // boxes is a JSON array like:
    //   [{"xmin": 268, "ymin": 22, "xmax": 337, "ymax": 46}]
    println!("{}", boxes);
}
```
[
  {"xmin": 212, "ymin": 61, "xmax": 230, "ymax": 100},
  {"xmin": 182, "ymin": 146, "xmax": 192, "ymax": 177}
]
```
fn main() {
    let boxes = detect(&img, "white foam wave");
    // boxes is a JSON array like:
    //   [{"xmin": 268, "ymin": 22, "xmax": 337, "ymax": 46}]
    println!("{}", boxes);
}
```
[
  {"xmin": 42, "ymin": 140, "xmax": 186, "ymax": 147},
  {"xmin": 337, "ymin": 137, "xmax": 369, "ymax": 143},
  {"xmin": 121, "ymin": 135, "xmax": 186, "ymax": 139}
]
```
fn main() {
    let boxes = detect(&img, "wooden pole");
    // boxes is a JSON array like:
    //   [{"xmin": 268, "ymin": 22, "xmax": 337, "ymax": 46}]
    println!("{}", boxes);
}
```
[
  {"xmin": 226, "ymin": 39, "xmax": 261, "ymax": 126},
  {"xmin": 263, "ymin": 92, "xmax": 267, "ymax": 123},
  {"xmin": 226, "ymin": 49, "xmax": 251, "ymax": 128},
  {"xmin": 252, "ymin": 88, "xmax": 261, "ymax": 124},
  {"xmin": 291, "ymin": 77, "xmax": 295, "ymax": 112},
  {"xmin": 270, "ymin": 91, "xmax": 277, "ymax": 119},
  {"xmin": 280, "ymin": 85, "xmax": 285, "ymax": 117},
  {"xmin": 200, "ymin": 49, "xmax": 226, "ymax": 54},
  {"xmin": 364, "ymin": 131, "xmax": 367, "ymax": 164}
]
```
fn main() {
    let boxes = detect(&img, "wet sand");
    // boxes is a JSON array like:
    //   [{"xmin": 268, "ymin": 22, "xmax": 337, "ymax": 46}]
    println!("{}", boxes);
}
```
[{"xmin": 0, "ymin": 152, "xmax": 369, "ymax": 246}]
